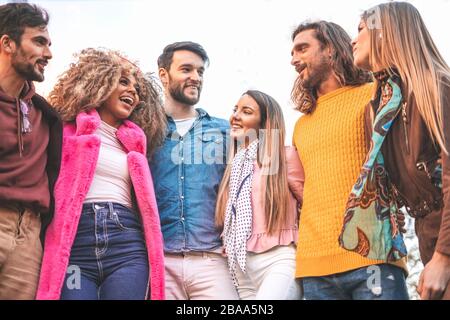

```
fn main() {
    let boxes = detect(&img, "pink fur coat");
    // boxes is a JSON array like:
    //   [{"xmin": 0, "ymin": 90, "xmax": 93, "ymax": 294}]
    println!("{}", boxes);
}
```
[{"xmin": 36, "ymin": 109, "xmax": 165, "ymax": 300}]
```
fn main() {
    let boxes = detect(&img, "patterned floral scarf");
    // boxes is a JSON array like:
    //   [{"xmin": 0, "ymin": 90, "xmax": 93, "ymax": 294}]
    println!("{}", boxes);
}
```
[
  {"xmin": 223, "ymin": 139, "xmax": 258, "ymax": 286},
  {"xmin": 339, "ymin": 72, "xmax": 407, "ymax": 262}
]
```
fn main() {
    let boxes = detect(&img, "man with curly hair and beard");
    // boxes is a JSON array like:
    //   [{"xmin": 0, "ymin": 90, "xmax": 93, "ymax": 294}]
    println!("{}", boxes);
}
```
[
  {"xmin": 0, "ymin": 3, "xmax": 61, "ymax": 300},
  {"xmin": 290, "ymin": 21, "xmax": 408, "ymax": 299},
  {"xmin": 36, "ymin": 48, "xmax": 167, "ymax": 300},
  {"xmin": 149, "ymin": 41, "xmax": 238, "ymax": 300}
]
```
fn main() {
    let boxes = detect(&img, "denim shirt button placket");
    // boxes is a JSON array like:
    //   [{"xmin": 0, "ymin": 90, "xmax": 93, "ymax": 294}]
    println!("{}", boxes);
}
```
[{"xmin": 150, "ymin": 108, "xmax": 229, "ymax": 252}]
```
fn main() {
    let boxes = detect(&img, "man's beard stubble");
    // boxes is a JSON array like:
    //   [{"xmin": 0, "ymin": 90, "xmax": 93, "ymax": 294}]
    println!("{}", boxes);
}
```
[
  {"xmin": 169, "ymin": 82, "xmax": 202, "ymax": 106},
  {"xmin": 300, "ymin": 51, "xmax": 333, "ymax": 90},
  {"xmin": 12, "ymin": 49, "xmax": 45, "ymax": 82}
]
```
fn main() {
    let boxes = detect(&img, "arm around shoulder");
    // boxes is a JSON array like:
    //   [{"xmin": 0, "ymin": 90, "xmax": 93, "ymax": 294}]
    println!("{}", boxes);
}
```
[{"xmin": 285, "ymin": 146, "xmax": 305, "ymax": 206}]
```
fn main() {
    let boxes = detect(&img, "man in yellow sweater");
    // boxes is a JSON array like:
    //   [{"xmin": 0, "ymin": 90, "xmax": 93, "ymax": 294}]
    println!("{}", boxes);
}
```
[{"xmin": 290, "ymin": 21, "xmax": 408, "ymax": 299}]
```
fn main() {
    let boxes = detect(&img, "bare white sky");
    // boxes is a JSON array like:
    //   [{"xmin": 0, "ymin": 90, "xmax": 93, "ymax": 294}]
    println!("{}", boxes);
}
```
[{"xmin": 7, "ymin": 0, "xmax": 449, "ymax": 140}]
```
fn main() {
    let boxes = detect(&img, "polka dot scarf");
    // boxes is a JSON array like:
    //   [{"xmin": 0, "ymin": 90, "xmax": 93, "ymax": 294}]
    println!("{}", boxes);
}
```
[{"xmin": 223, "ymin": 139, "xmax": 259, "ymax": 286}]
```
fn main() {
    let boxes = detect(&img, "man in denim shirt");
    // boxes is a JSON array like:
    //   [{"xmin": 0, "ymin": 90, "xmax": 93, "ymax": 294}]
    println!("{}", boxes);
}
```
[{"xmin": 149, "ymin": 42, "xmax": 238, "ymax": 300}]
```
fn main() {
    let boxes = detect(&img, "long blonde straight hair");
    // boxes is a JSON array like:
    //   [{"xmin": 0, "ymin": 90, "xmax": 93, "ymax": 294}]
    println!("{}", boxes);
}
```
[
  {"xmin": 363, "ymin": 2, "xmax": 450, "ymax": 154},
  {"xmin": 215, "ymin": 90, "xmax": 289, "ymax": 235}
]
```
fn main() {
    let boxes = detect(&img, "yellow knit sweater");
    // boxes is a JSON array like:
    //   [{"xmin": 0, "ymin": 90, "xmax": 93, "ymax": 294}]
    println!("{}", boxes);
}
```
[{"xmin": 293, "ymin": 84, "xmax": 406, "ymax": 277}]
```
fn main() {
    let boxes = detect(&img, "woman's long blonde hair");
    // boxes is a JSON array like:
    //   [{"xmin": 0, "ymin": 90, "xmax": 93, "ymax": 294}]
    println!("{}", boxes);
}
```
[
  {"xmin": 48, "ymin": 48, "xmax": 167, "ymax": 158},
  {"xmin": 215, "ymin": 90, "xmax": 289, "ymax": 235},
  {"xmin": 363, "ymin": 2, "xmax": 450, "ymax": 154}
]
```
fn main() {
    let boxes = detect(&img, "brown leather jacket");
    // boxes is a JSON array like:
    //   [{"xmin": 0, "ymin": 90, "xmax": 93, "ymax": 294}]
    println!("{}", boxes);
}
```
[{"xmin": 364, "ymin": 78, "xmax": 450, "ymax": 262}]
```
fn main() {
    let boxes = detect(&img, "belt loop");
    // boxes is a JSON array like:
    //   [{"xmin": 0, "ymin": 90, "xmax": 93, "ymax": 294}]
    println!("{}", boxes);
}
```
[{"xmin": 107, "ymin": 202, "xmax": 115, "ymax": 218}]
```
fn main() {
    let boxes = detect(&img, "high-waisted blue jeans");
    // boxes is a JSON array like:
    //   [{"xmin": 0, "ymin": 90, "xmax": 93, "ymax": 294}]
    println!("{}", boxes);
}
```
[{"xmin": 61, "ymin": 202, "xmax": 149, "ymax": 300}]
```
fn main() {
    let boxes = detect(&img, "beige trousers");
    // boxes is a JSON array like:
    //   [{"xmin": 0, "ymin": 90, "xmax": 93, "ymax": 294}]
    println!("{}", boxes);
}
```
[{"xmin": 0, "ymin": 205, "xmax": 42, "ymax": 300}]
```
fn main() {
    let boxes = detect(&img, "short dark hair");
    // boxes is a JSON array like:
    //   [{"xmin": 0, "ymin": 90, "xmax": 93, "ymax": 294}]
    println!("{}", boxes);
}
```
[
  {"xmin": 0, "ymin": 2, "xmax": 49, "ymax": 44},
  {"xmin": 157, "ymin": 41, "xmax": 209, "ymax": 70}
]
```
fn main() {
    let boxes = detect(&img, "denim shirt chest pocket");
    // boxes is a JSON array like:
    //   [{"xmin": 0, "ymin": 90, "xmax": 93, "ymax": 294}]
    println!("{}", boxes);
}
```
[
  {"xmin": 149, "ymin": 132, "xmax": 181, "ymax": 214},
  {"xmin": 196, "ymin": 133, "xmax": 225, "ymax": 165},
  {"xmin": 181, "ymin": 129, "xmax": 226, "ymax": 185}
]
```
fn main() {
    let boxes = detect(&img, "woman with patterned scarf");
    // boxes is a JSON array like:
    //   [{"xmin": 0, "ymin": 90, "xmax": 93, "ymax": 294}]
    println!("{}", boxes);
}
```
[
  {"xmin": 215, "ymin": 90, "xmax": 304, "ymax": 299},
  {"xmin": 340, "ymin": 2, "xmax": 450, "ymax": 300}
]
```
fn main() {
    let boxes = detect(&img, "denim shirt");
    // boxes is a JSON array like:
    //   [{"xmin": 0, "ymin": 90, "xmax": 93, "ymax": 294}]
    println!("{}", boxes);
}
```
[{"xmin": 149, "ymin": 108, "xmax": 229, "ymax": 252}]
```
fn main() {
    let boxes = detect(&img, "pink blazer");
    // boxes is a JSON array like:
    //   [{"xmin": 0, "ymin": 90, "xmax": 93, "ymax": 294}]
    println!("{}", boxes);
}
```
[
  {"xmin": 36, "ymin": 109, "xmax": 165, "ymax": 300},
  {"xmin": 247, "ymin": 146, "xmax": 305, "ymax": 252}
]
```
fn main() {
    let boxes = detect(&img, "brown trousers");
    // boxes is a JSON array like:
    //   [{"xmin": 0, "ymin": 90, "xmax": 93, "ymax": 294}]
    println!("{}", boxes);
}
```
[
  {"xmin": 415, "ymin": 209, "xmax": 450, "ymax": 300},
  {"xmin": 0, "ymin": 205, "xmax": 42, "ymax": 300}
]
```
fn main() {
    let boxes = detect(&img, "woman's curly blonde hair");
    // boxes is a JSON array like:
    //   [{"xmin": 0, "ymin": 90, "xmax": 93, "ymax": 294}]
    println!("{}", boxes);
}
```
[{"xmin": 49, "ymin": 48, "xmax": 167, "ymax": 158}]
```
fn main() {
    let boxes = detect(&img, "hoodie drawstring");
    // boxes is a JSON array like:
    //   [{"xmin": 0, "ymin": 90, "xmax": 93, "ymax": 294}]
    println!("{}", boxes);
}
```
[{"xmin": 16, "ymin": 99, "xmax": 23, "ymax": 157}]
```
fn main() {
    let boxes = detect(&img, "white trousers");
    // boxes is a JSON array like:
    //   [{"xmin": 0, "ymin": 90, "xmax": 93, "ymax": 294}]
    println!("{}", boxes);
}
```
[
  {"xmin": 235, "ymin": 244, "xmax": 302, "ymax": 300},
  {"xmin": 164, "ymin": 251, "xmax": 239, "ymax": 300}
]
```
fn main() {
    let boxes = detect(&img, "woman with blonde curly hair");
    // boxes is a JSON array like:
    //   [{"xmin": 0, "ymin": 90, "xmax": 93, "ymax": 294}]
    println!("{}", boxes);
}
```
[
  {"xmin": 341, "ymin": 2, "xmax": 450, "ymax": 300},
  {"xmin": 36, "ymin": 48, "xmax": 166, "ymax": 300}
]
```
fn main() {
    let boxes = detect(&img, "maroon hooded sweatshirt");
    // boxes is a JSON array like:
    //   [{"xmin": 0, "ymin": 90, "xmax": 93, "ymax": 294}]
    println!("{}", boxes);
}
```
[{"xmin": 0, "ymin": 81, "xmax": 61, "ymax": 241}]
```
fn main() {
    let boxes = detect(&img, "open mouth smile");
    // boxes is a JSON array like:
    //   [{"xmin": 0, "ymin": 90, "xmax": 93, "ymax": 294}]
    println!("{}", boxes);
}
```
[{"xmin": 119, "ymin": 96, "xmax": 135, "ymax": 107}]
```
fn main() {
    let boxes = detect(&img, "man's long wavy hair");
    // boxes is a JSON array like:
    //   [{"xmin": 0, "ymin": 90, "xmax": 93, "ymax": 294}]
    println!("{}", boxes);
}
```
[
  {"xmin": 291, "ymin": 21, "xmax": 371, "ymax": 114},
  {"xmin": 215, "ymin": 90, "xmax": 289, "ymax": 235},
  {"xmin": 49, "ymin": 48, "xmax": 167, "ymax": 158},
  {"xmin": 363, "ymin": 2, "xmax": 450, "ymax": 154}
]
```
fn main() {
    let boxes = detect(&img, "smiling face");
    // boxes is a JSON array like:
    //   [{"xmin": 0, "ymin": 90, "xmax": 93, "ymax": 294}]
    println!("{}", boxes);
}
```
[
  {"xmin": 10, "ymin": 26, "xmax": 52, "ymax": 82},
  {"xmin": 98, "ymin": 71, "xmax": 140, "ymax": 128},
  {"xmin": 229, "ymin": 94, "xmax": 262, "ymax": 147},
  {"xmin": 160, "ymin": 50, "xmax": 205, "ymax": 106},
  {"xmin": 290, "ymin": 29, "xmax": 332, "ymax": 90}
]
